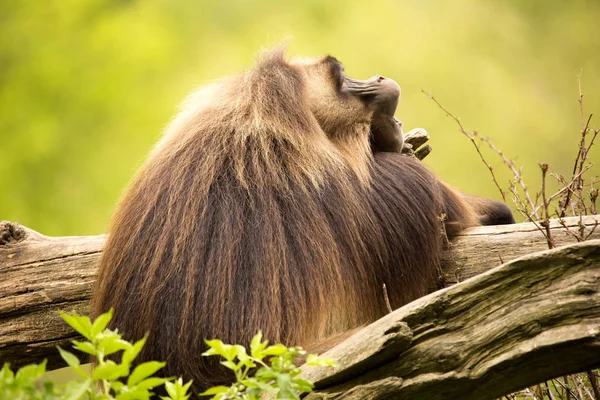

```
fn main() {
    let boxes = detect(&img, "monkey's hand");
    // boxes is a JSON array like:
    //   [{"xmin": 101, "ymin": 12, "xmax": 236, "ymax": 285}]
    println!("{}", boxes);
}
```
[{"xmin": 402, "ymin": 127, "xmax": 431, "ymax": 160}]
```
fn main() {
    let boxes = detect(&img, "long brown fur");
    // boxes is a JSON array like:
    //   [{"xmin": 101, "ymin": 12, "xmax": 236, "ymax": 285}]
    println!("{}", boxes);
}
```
[{"xmin": 92, "ymin": 48, "xmax": 512, "ymax": 393}]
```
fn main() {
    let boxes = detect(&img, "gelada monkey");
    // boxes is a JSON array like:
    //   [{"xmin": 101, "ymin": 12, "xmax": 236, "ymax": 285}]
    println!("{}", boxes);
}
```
[{"xmin": 92, "ymin": 48, "xmax": 514, "ymax": 392}]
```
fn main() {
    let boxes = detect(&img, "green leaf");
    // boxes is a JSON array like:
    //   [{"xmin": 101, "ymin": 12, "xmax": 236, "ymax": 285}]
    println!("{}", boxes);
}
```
[
  {"xmin": 276, "ymin": 373, "xmax": 298, "ymax": 400},
  {"xmin": 163, "ymin": 380, "xmax": 177, "ymax": 398},
  {"xmin": 92, "ymin": 361, "xmax": 129, "ymax": 381},
  {"xmin": 0, "ymin": 363, "xmax": 14, "ymax": 381},
  {"xmin": 122, "ymin": 335, "xmax": 147, "ymax": 365},
  {"xmin": 249, "ymin": 331, "xmax": 265, "ymax": 356},
  {"xmin": 59, "ymin": 310, "xmax": 93, "ymax": 341},
  {"xmin": 161, "ymin": 378, "xmax": 192, "ymax": 400},
  {"xmin": 62, "ymin": 379, "xmax": 92, "ymax": 400},
  {"xmin": 219, "ymin": 361, "xmax": 238, "ymax": 371},
  {"xmin": 199, "ymin": 385, "xmax": 229, "ymax": 396},
  {"xmin": 235, "ymin": 345, "xmax": 248, "ymax": 363},
  {"xmin": 72, "ymin": 340, "xmax": 97, "ymax": 356},
  {"xmin": 116, "ymin": 388, "xmax": 152, "ymax": 400},
  {"xmin": 91, "ymin": 308, "xmax": 114, "ymax": 337},
  {"xmin": 181, "ymin": 379, "xmax": 193, "ymax": 393},
  {"xmin": 254, "ymin": 367, "xmax": 276, "ymax": 380},
  {"xmin": 42, "ymin": 380, "xmax": 57, "ymax": 395},
  {"xmin": 292, "ymin": 377, "xmax": 314, "ymax": 393},
  {"xmin": 57, "ymin": 346, "xmax": 80, "ymax": 368},
  {"xmin": 241, "ymin": 378, "xmax": 274, "ymax": 393},
  {"xmin": 204, "ymin": 340, "xmax": 238, "ymax": 361},
  {"xmin": 269, "ymin": 357, "xmax": 283, "ymax": 371},
  {"xmin": 14, "ymin": 362, "xmax": 45, "ymax": 383},
  {"xmin": 203, "ymin": 339, "xmax": 229, "ymax": 358},
  {"xmin": 99, "ymin": 336, "xmax": 131, "ymax": 357},
  {"xmin": 247, "ymin": 387, "xmax": 265, "ymax": 398},
  {"xmin": 203, "ymin": 339, "xmax": 224, "ymax": 355},
  {"xmin": 135, "ymin": 377, "xmax": 168, "ymax": 391},
  {"xmin": 127, "ymin": 361, "xmax": 166, "ymax": 386},
  {"xmin": 261, "ymin": 344, "xmax": 288, "ymax": 357},
  {"xmin": 306, "ymin": 354, "xmax": 337, "ymax": 367}
]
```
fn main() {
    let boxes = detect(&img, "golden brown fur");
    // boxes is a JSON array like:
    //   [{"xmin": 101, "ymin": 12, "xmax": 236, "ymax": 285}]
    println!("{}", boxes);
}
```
[{"xmin": 92, "ymin": 48, "xmax": 513, "ymax": 393}]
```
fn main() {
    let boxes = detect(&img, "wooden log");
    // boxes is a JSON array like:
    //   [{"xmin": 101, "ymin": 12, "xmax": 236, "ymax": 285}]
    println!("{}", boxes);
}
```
[
  {"xmin": 0, "ymin": 222, "xmax": 105, "ymax": 369},
  {"xmin": 442, "ymin": 214, "xmax": 600, "ymax": 285},
  {"xmin": 0, "ymin": 216, "xmax": 598, "ymax": 374},
  {"xmin": 302, "ymin": 239, "xmax": 600, "ymax": 400}
]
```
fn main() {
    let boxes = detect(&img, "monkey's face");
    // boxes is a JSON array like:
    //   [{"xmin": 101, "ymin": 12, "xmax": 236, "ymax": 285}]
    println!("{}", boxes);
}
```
[{"xmin": 293, "ymin": 56, "xmax": 401, "ymax": 141}]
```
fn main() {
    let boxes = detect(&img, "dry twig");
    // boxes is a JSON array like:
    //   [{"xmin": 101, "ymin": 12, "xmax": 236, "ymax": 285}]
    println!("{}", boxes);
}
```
[
  {"xmin": 539, "ymin": 163, "xmax": 554, "ymax": 248},
  {"xmin": 421, "ymin": 90, "xmax": 509, "ymax": 204}
]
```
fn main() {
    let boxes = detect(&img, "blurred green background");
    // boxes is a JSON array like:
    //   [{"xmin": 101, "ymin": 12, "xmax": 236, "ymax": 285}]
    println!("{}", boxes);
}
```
[{"xmin": 1, "ymin": 0, "xmax": 599, "ymax": 236}]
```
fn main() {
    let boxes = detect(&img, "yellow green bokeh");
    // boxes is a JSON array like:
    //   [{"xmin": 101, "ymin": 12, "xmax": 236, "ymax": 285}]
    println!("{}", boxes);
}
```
[{"xmin": 1, "ymin": 0, "xmax": 599, "ymax": 235}]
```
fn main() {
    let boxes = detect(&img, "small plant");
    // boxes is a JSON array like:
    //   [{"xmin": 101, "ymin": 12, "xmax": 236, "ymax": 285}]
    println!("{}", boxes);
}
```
[
  {"xmin": 200, "ymin": 331, "xmax": 336, "ymax": 400},
  {"xmin": 0, "ymin": 360, "xmax": 59, "ymax": 400},
  {"xmin": 0, "ymin": 310, "xmax": 336, "ymax": 400},
  {"xmin": 1, "ymin": 308, "xmax": 192, "ymax": 400}
]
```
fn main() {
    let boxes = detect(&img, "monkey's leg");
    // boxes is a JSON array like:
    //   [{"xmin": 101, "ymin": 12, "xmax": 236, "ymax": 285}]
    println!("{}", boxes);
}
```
[{"xmin": 461, "ymin": 194, "xmax": 515, "ymax": 225}]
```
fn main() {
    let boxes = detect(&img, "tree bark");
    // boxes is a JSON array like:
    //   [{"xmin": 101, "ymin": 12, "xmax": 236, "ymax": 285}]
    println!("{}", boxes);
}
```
[
  {"xmin": 442, "ymin": 214, "xmax": 599, "ymax": 285},
  {"xmin": 0, "ymin": 217, "xmax": 599, "ymax": 398},
  {"xmin": 0, "ymin": 222, "xmax": 105, "ymax": 369},
  {"xmin": 302, "ymin": 239, "xmax": 600, "ymax": 400}
]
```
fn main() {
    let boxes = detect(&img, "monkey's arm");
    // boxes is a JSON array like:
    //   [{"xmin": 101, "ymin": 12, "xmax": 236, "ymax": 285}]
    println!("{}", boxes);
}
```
[
  {"xmin": 370, "ymin": 114, "xmax": 404, "ymax": 153},
  {"xmin": 345, "ymin": 75, "xmax": 405, "ymax": 154}
]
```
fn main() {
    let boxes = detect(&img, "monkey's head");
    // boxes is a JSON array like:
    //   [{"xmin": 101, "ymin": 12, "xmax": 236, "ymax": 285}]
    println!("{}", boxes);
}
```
[
  {"xmin": 292, "ymin": 55, "xmax": 401, "ymax": 143},
  {"xmin": 156, "ymin": 50, "xmax": 402, "ymax": 185}
]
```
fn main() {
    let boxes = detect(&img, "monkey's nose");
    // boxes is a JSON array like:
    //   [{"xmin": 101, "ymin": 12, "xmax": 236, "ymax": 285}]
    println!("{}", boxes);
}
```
[
  {"xmin": 367, "ymin": 75, "xmax": 385, "ymax": 83},
  {"xmin": 376, "ymin": 76, "xmax": 400, "ymax": 98}
]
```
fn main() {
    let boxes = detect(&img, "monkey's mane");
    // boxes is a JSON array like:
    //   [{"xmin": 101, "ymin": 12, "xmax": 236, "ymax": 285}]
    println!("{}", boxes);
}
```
[
  {"xmin": 94, "ymin": 49, "xmax": 387, "ymax": 387},
  {"xmin": 92, "ymin": 49, "xmax": 476, "ymax": 391}
]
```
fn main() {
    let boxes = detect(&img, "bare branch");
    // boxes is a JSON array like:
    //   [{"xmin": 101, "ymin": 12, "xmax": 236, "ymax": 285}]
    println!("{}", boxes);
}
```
[
  {"xmin": 539, "ymin": 163, "xmax": 554, "ymax": 248},
  {"xmin": 421, "ymin": 89, "xmax": 508, "ymax": 204}
]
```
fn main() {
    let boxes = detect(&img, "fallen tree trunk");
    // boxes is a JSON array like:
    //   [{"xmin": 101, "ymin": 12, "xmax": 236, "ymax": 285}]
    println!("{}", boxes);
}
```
[
  {"xmin": 0, "ymin": 217, "xmax": 599, "ymax": 395},
  {"xmin": 302, "ymin": 239, "xmax": 600, "ymax": 400},
  {"xmin": 442, "ymin": 214, "xmax": 599, "ymax": 285},
  {"xmin": 0, "ymin": 222, "xmax": 105, "ymax": 369}
]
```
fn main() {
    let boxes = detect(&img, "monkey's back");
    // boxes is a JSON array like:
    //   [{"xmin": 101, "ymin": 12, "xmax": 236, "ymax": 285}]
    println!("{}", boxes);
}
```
[{"xmin": 92, "ymin": 133, "xmax": 459, "ymax": 391}]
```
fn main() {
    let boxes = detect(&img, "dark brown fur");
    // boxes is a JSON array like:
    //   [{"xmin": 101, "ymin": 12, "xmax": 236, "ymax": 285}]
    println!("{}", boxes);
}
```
[{"xmin": 92, "ymin": 49, "xmax": 513, "ymax": 393}]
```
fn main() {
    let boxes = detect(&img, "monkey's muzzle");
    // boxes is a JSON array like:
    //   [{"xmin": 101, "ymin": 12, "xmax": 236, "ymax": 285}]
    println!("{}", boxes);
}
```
[{"xmin": 345, "ymin": 75, "xmax": 400, "ymax": 115}]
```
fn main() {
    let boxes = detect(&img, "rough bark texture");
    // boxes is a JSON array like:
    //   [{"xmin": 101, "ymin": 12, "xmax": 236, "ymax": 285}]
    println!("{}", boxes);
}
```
[
  {"xmin": 0, "ymin": 217, "xmax": 599, "ymax": 399},
  {"xmin": 0, "ymin": 222, "xmax": 105, "ymax": 369},
  {"xmin": 302, "ymin": 239, "xmax": 600, "ymax": 400},
  {"xmin": 442, "ymin": 215, "xmax": 600, "ymax": 285}
]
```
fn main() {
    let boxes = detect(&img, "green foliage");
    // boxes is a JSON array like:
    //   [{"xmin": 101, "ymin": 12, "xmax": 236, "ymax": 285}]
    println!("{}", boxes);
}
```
[
  {"xmin": 0, "ymin": 361, "xmax": 60, "ymax": 400},
  {"xmin": 0, "ymin": 311, "xmax": 336, "ymax": 400},
  {"xmin": 199, "ymin": 331, "xmax": 336, "ymax": 400},
  {"xmin": 0, "ymin": 309, "xmax": 189, "ymax": 400}
]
